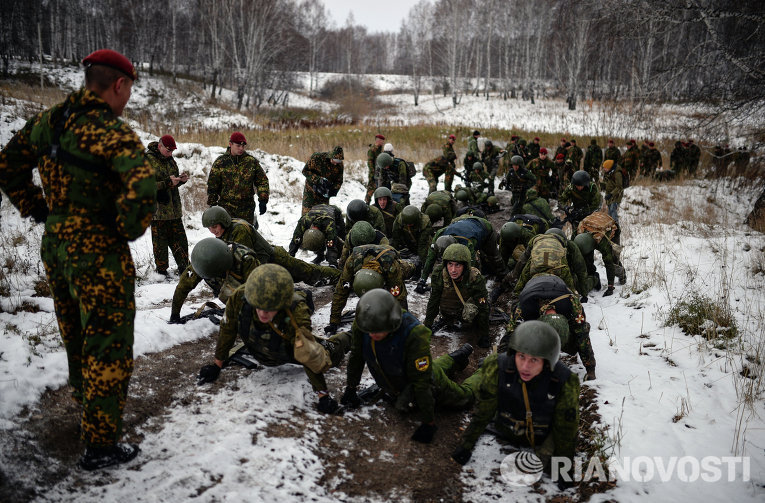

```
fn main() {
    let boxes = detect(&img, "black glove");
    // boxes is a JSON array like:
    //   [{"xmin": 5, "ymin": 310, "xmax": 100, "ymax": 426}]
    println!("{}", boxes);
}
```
[
  {"xmin": 317, "ymin": 394, "xmax": 341, "ymax": 414},
  {"xmin": 580, "ymin": 295, "xmax": 588, "ymax": 303},
  {"xmin": 411, "ymin": 422, "xmax": 437, "ymax": 443},
  {"xmin": 489, "ymin": 287, "xmax": 502, "ymax": 304},
  {"xmin": 259, "ymin": 201, "xmax": 267, "ymax": 215},
  {"xmin": 197, "ymin": 364, "xmax": 221, "ymax": 385},
  {"xmin": 498, "ymin": 179, "xmax": 506, "ymax": 190},
  {"xmin": 605, "ymin": 193, "xmax": 612, "ymax": 201},
  {"xmin": 603, "ymin": 286, "xmax": 614, "ymax": 297},
  {"xmin": 340, "ymin": 388, "xmax": 362, "ymax": 408},
  {"xmin": 30, "ymin": 204, "xmax": 49, "ymax": 224},
  {"xmin": 168, "ymin": 313, "xmax": 182, "ymax": 324},
  {"xmin": 414, "ymin": 279, "xmax": 429, "ymax": 294},
  {"xmin": 451, "ymin": 446, "xmax": 472, "ymax": 465},
  {"xmin": 288, "ymin": 241, "xmax": 299, "ymax": 257},
  {"xmin": 324, "ymin": 323, "xmax": 339, "ymax": 335}
]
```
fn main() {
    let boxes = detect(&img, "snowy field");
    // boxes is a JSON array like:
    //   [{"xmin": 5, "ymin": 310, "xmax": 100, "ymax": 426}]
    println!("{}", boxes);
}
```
[{"xmin": 0, "ymin": 65, "xmax": 764, "ymax": 502}]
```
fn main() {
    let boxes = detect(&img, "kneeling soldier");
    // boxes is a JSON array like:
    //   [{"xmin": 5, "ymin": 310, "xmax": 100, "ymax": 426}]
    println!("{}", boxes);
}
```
[
  {"xmin": 424, "ymin": 244, "xmax": 490, "ymax": 348},
  {"xmin": 197, "ymin": 264, "xmax": 350, "ymax": 413}
]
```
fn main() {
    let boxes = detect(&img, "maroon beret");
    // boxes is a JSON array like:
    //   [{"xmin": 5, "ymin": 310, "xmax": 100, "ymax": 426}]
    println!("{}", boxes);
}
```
[
  {"xmin": 555, "ymin": 153, "xmax": 565, "ymax": 160},
  {"xmin": 448, "ymin": 134, "xmax": 456, "ymax": 140},
  {"xmin": 560, "ymin": 137, "xmax": 567, "ymax": 142},
  {"xmin": 160, "ymin": 135, "xmax": 176, "ymax": 150},
  {"xmin": 511, "ymin": 135, "xmax": 519, "ymax": 141},
  {"xmin": 628, "ymin": 139, "xmax": 636, "ymax": 145},
  {"xmin": 534, "ymin": 137, "xmax": 540, "ymax": 141},
  {"xmin": 230, "ymin": 132, "xmax": 246, "ymax": 144},
  {"xmin": 648, "ymin": 142, "xmax": 655, "ymax": 147},
  {"xmin": 607, "ymin": 139, "xmax": 614, "ymax": 144},
  {"xmin": 375, "ymin": 134, "xmax": 385, "ymax": 140},
  {"xmin": 539, "ymin": 147, "xmax": 548, "ymax": 154},
  {"xmin": 82, "ymin": 49, "xmax": 136, "ymax": 80}
]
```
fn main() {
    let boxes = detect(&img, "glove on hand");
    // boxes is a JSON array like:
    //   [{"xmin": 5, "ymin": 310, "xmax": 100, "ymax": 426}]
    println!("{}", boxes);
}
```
[
  {"xmin": 411, "ymin": 423, "xmax": 437, "ymax": 443},
  {"xmin": 317, "ymin": 394, "xmax": 341, "ymax": 414},
  {"xmin": 259, "ymin": 201, "xmax": 267, "ymax": 215},
  {"xmin": 451, "ymin": 446, "xmax": 472, "ymax": 465},
  {"xmin": 324, "ymin": 323, "xmax": 339, "ymax": 335},
  {"xmin": 197, "ymin": 364, "xmax": 221, "ymax": 385},
  {"xmin": 414, "ymin": 279, "xmax": 429, "ymax": 294}
]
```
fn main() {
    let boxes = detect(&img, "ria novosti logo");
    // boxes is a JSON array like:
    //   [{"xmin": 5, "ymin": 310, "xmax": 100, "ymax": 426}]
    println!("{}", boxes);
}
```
[{"xmin": 500, "ymin": 452, "xmax": 544, "ymax": 486}]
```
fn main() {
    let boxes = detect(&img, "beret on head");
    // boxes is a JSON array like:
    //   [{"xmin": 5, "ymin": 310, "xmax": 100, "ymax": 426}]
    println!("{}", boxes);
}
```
[
  {"xmin": 448, "ymin": 134, "xmax": 456, "ymax": 140},
  {"xmin": 539, "ymin": 147, "xmax": 548, "ymax": 155},
  {"xmin": 82, "ymin": 49, "xmax": 136, "ymax": 80},
  {"xmin": 160, "ymin": 135, "xmax": 176, "ymax": 150},
  {"xmin": 555, "ymin": 153, "xmax": 565, "ymax": 160},
  {"xmin": 229, "ymin": 132, "xmax": 246, "ymax": 144},
  {"xmin": 375, "ymin": 134, "xmax": 385, "ymax": 140}
]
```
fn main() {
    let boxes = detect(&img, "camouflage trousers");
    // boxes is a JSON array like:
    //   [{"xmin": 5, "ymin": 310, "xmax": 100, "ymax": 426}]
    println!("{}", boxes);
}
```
[
  {"xmin": 364, "ymin": 177, "xmax": 376, "ymax": 204},
  {"xmin": 563, "ymin": 323, "xmax": 597, "ymax": 372},
  {"xmin": 430, "ymin": 355, "xmax": 479, "ymax": 408},
  {"xmin": 41, "ymin": 224, "xmax": 135, "ymax": 448},
  {"xmin": 151, "ymin": 218, "xmax": 189, "ymax": 273},
  {"xmin": 423, "ymin": 163, "xmax": 455, "ymax": 193},
  {"xmin": 301, "ymin": 184, "xmax": 330, "ymax": 215},
  {"xmin": 272, "ymin": 246, "xmax": 340, "ymax": 286},
  {"xmin": 220, "ymin": 199, "xmax": 256, "ymax": 225}
]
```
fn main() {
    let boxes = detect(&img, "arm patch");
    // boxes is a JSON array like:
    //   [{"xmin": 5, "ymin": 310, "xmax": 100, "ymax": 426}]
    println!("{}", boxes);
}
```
[{"xmin": 415, "ymin": 356, "xmax": 430, "ymax": 372}]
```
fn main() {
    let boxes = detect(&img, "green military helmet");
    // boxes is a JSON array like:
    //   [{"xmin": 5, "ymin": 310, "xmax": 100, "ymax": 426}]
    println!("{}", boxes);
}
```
[
  {"xmin": 545, "ymin": 227, "xmax": 567, "ymax": 244},
  {"xmin": 190, "ymin": 237, "xmax": 233, "ymax": 279},
  {"xmin": 401, "ymin": 205, "xmax": 421, "ymax": 225},
  {"xmin": 539, "ymin": 313, "xmax": 570, "ymax": 348},
  {"xmin": 508, "ymin": 320, "xmax": 561, "ymax": 370},
  {"xmin": 244, "ymin": 263, "xmax": 294, "ymax": 311},
  {"xmin": 435, "ymin": 235, "xmax": 457, "ymax": 254},
  {"xmin": 349, "ymin": 221, "xmax": 376, "ymax": 247},
  {"xmin": 202, "ymin": 206, "xmax": 232, "ymax": 229},
  {"xmin": 500, "ymin": 221, "xmax": 522, "ymax": 242},
  {"xmin": 511, "ymin": 155, "xmax": 524, "ymax": 166},
  {"xmin": 373, "ymin": 186, "xmax": 393, "ymax": 201},
  {"xmin": 484, "ymin": 140, "xmax": 494, "ymax": 150},
  {"xmin": 356, "ymin": 288, "xmax": 403, "ymax": 333},
  {"xmin": 302, "ymin": 228, "xmax": 326, "ymax": 252},
  {"xmin": 376, "ymin": 152, "xmax": 394, "ymax": 169},
  {"xmin": 573, "ymin": 232, "xmax": 595, "ymax": 255},
  {"xmin": 442, "ymin": 243, "xmax": 471, "ymax": 267},
  {"xmin": 353, "ymin": 269, "xmax": 385, "ymax": 296},
  {"xmin": 347, "ymin": 199, "xmax": 369, "ymax": 222},
  {"xmin": 572, "ymin": 170, "xmax": 590, "ymax": 186},
  {"xmin": 455, "ymin": 189, "xmax": 469, "ymax": 202},
  {"xmin": 487, "ymin": 195, "xmax": 498, "ymax": 207},
  {"xmin": 424, "ymin": 203, "xmax": 443, "ymax": 222},
  {"xmin": 472, "ymin": 161, "xmax": 483, "ymax": 171},
  {"xmin": 526, "ymin": 188, "xmax": 538, "ymax": 200},
  {"xmin": 519, "ymin": 138, "xmax": 527, "ymax": 146}
]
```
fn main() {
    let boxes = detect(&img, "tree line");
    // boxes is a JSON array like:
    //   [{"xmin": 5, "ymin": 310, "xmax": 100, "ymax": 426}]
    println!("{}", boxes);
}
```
[{"xmin": 1, "ymin": 0, "xmax": 763, "ymax": 120}]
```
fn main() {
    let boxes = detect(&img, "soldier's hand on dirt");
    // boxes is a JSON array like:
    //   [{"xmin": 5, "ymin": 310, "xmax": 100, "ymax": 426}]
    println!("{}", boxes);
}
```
[
  {"xmin": 411, "ymin": 422, "xmax": 437, "ymax": 443},
  {"xmin": 317, "ymin": 394, "xmax": 341, "ymax": 414},
  {"xmin": 324, "ymin": 323, "xmax": 339, "ymax": 335},
  {"xmin": 451, "ymin": 446, "xmax": 472, "ymax": 465},
  {"xmin": 414, "ymin": 279, "xmax": 430, "ymax": 294},
  {"xmin": 197, "ymin": 363, "xmax": 221, "ymax": 385},
  {"xmin": 259, "ymin": 201, "xmax": 267, "ymax": 215},
  {"xmin": 340, "ymin": 387, "xmax": 362, "ymax": 408}
]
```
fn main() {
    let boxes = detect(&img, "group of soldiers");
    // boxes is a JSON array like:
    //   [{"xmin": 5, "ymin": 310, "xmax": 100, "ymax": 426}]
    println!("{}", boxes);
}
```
[{"xmin": 0, "ymin": 48, "xmax": 629, "ymax": 485}]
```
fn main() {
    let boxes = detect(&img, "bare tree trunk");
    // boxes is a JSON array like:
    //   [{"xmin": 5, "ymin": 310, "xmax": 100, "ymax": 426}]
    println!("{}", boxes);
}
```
[{"xmin": 37, "ymin": 21, "xmax": 43, "ymax": 89}]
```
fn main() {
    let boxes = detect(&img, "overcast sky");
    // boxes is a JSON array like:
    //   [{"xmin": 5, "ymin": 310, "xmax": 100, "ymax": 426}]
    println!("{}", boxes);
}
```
[{"xmin": 321, "ymin": 0, "xmax": 416, "ymax": 33}]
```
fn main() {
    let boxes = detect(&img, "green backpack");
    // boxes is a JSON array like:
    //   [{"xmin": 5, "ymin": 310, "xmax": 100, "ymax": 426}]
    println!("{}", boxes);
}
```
[{"xmin": 529, "ymin": 234, "xmax": 567, "ymax": 273}]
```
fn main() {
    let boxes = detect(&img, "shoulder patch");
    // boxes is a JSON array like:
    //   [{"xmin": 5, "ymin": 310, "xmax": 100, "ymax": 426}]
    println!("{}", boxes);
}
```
[
  {"xmin": 390, "ymin": 285, "xmax": 401, "ymax": 297},
  {"xmin": 575, "ymin": 313, "xmax": 586, "ymax": 324},
  {"xmin": 415, "ymin": 356, "xmax": 430, "ymax": 372}
]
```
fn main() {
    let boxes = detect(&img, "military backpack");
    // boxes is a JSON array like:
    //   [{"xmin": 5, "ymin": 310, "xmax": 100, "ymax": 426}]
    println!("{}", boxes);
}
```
[{"xmin": 529, "ymin": 234, "xmax": 567, "ymax": 273}]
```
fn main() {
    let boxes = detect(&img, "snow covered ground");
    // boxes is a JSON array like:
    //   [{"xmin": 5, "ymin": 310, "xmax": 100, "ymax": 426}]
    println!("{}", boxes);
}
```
[{"xmin": 1, "ymin": 64, "xmax": 764, "ymax": 502}]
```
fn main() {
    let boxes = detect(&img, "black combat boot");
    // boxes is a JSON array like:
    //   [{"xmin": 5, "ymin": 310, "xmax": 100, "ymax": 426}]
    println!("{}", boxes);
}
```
[
  {"xmin": 79, "ymin": 443, "xmax": 139, "ymax": 471},
  {"xmin": 448, "ymin": 343, "xmax": 474, "ymax": 373},
  {"xmin": 593, "ymin": 272, "xmax": 602, "ymax": 291}
]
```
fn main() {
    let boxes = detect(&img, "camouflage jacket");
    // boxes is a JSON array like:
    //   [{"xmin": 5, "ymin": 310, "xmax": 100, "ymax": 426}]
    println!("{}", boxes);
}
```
[
  {"xmin": 172, "ymin": 242, "xmax": 261, "ymax": 317},
  {"xmin": 367, "ymin": 143, "xmax": 382, "ymax": 184},
  {"xmin": 390, "ymin": 212, "xmax": 434, "ymax": 261},
  {"xmin": 521, "ymin": 190, "xmax": 553, "ymax": 222},
  {"xmin": 424, "ymin": 265, "xmax": 489, "ymax": 338},
  {"xmin": 603, "ymin": 169, "xmax": 624, "ymax": 204},
  {"xmin": 558, "ymin": 182, "xmax": 602, "ymax": 212},
  {"xmin": 643, "ymin": 149, "xmax": 662, "ymax": 171},
  {"xmin": 499, "ymin": 226, "xmax": 536, "ymax": 268},
  {"xmin": 443, "ymin": 141, "xmax": 457, "ymax": 163},
  {"xmin": 147, "ymin": 141, "xmax": 185, "ymax": 220},
  {"xmin": 604, "ymin": 146, "xmax": 622, "ymax": 165},
  {"xmin": 566, "ymin": 145, "xmax": 583, "ymax": 168},
  {"xmin": 583, "ymin": 144, "xmax": 603, "ymax": 173},
  {"xmin": 207, "ymin": 148, "xmax": 269, "ymax": 206},
  {"xmin": 481, "ymin": 144, "xmax": 504, "ymax": 171},
  {"xmin": 345, "ymin": 204, "xmax": 386, "ymax": 234},
  {"xmin": 346, "ymin": 315, "xmax": 435, "ymax": 423},
  {"xmin": 372, "ymin": 199, "xmax": 402, "ymax": 236},
  {"xmin": 566, "ymin": 241, "xmax": 590, "ymax": 297},
  {"xmin": 0, "ymin": 88, "xmax": 154, "ymax": 240},
  {"xmin": 303, "ymin": 151, "xmax": 343, "ymax": 194},
  {"xmin": 504, "ymin": 166, "xmax": 536, "ymax": 193},
  {"xmin": 421, "ymin": 190, "xmax": 458, "ymax": 225},
  {"xmin": 526, "ymin": 157, "xmax": 556, "ymax": 198},
  {"xmin": 467, "ymin": 136, "xmax": 479, "ymax": 156},
  {"xmin": 222, "ymin": 218, "xmax": 274, "ymax": 263},
  {"xmin": 216, "ymin": 285, "xmax": 328, "ymax": 391},
  {"xmin": 330, "ymin": 244, "xmax": 407, "ymax": 324},
  {"xmin": 619, "ymin": 145, "xmax": 640, "ymax": 174},
  {"xmin": 526, "ymin": 142, "xmax": 540, "ymax": 160},
  {"xmin": 339, "ymin": 230, "xmax": 389, "ymax": 269},
  {"xmin": 292, "ymin": 204, "xmax": 345, "ymax": 249},
  {"xmin": 458, "ymin": 352, "xmax": 580, "ymax": 464}
]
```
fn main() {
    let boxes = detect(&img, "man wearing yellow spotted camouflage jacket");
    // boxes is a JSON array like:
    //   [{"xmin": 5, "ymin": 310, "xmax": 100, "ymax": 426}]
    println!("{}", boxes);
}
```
[
  {"xmin": 302, "ymin": 146, "xmax": 344, "ymax": 215},
  {"xmin": 0, "ymin": 49, "xmax": 154, "ymax": 470},
  {"xmin": 207, "ymin": 132, "xmax": 269, "ymax": 225}
]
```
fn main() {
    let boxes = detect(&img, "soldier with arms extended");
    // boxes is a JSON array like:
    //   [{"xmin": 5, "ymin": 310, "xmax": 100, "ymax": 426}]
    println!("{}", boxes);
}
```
[
  {"xmin": 207, "ymin": 132, "xmax": 269, "ymax": 224},
  {"xmin": 390, "ymin": 205, "xmax": 434, "ymax": 267},
  {"xmin": 289, "ymin": 204, "xmax": 345, "ymax": 268},
  {"xmin": 301, "ymin": 146, "xmax": 344, "ymax": 215},
  {"xmin": 0, "ymin": 49, "xmax": 154, "ymax": 470},
  {"xmin": 423, "ymin": 134, "xmax": 457, "ymax": 193}
]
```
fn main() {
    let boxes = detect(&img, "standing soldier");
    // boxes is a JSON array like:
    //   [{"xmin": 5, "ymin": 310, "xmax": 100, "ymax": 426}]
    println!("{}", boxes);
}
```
[
  {"xmin": 466, "ymin": 130, "xmax": 481, "ymax": 159},
  {"xmin": 567, "ymin": 139, "xmax": 583, "ymax": 170},
  {"xmin": 527, "ymin": 136, "xmax": 541, "ymax": 160},
  {"xmin": 602, "ymin": 160, "xmax": 624, "ymax": 224},
  {"xmin": 514, "ymin": 138, "xmax": 530, "ymax": 164},
  {"xmin": 501, "ymin": 155, "xmax": 536, "ymax": 215},
  {"xmin": 670, "ymin": 141, "xmax": 687, "ymax": 175},
  {"xmin": 583, "ymin": 138, "xmax": 602, "ymax": 182},
  {"xmin": 686, "ymin": 139, "xmax": 701, "ymax": 175},
  {"xmin": 390, "ymin": 205, "xmax": 435, "ymax": 267},
  {"xmin": 619, "ymin": 139, "xmax": 640, "ymax": 180},
  {"xmin": 147, "ymin": 134, "xmax": 189, "ymax": 276},
  {"xmin": 423, "ymin": 134, "xmax": 458, "ymax": 193},
  {"xmin": 301, "ymin": 146, "xmax": 344, "ymax": 215},
  {"xmin": 555, "ymin": 138, "xmax": 568, "ymax": 159},
  {"xmin": 558, "ymin": 170, "xmax": 602, "ymax": 231},
  {"xmin": 0, "ymin": 49, "xmax": 154, "ymax": 469},
  {"xmin": 207, "ymin": 132, "xmax": 269, "ymax": 225},
  {"xmin": 481, "ymin": 139, "xmax": 505, "ymax": 196},
  {"xmin": 603, "ymin": 139, "xmax": 621, "ymax": 166},
  {"xmin": 642, "ymin": 142, "xmax": 662, "ymax": 177},
  {"xmin": 197, "ymin": 264, "xmax": 351, "ymax": 414},
  {"xmin": 526, "ymin": 148, "xmax": 555, "ymax": 201},
  {"xmin": 366, "ymin": 134, "xmax": 385, "ymax": 203},
  {"xmin": 289, "ymin": 204, "xmax": 345, "ymax": 267}
]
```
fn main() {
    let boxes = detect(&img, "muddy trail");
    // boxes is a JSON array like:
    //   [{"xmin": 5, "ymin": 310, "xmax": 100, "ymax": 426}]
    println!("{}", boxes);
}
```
[{"xmin": 0, "ymin": 192, "xmax": 611, "ymax": 502}]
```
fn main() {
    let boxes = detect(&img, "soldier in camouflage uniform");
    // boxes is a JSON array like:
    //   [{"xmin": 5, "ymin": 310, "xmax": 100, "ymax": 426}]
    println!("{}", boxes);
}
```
[
  {"xmin": 365, "ymin": 134, "xmax": 385, "ymax": 202},
  {"xmin": 526, "ymin": 148, "xmax": 556, "ymax": 201},
  {"xmin": 670, "ymin": 141, "xmax": 687, "ymax": 175},
  {"xmin": 604, "ymin": 139, "xmax": 621, "ymax": 166},
  {"xmin": 338, "ymin": 220, "xmax": 389, "ymax": 270},
  {"xmin": 546, "ymin": 228, "xmax": 592, "ymax": 301},
  {"xmin": 301, "ymin": 146, "xmax": 344, "ymax": 215},
  {"xmin": 371, "ymin": 186, "xmax": 402, "ymax": 236},
  {"xmin": 197, "ymin": 264, "xmax": 351, "ymax": 414},
  {"xmin": 619, "ymin": 139, "xmax": 640, "ymax": 179},
  {"xmin": 566, "ymin": 139, "xmax": 583, "ymax": 170},
  {"xmin": 341, "ymin": 289, "xmax": 478, "ymax": 444},
  {"xmin": 641, "ymin": 142, "xmax": 662, "ymax": 177},
  {"xmin": 686, "ymin": 139, "xmax": 701, "ymax": 175},
  {"xmin": 376, "ymin": 152, "xmax": 412, "ymax": 193},
  {"xmin": 521, "ymin": 188, "xmax": 554, "ymax": 223},
  {"xmin": 583, "ymin": 138, "xmax": 603, "ymax": 182},
  {"xmin": 501, "ymin": 155, "xmax": 536, "ymax": 215},
  {"xmin": 0, "ymin": 50, "xmax": 153, "ymax": 469},
  {"xmin": 423, "ymin": 134, "xmax": 457, "ymax": 193},
  {"xmin": 325, "ymin": 244, "xmax": 414, "ymax": 333},
  {"xmin": 555, "ymin": 138, "xmax": 568, "ymax": 160},
  {"xmin": 147, "ymin": 135, "xmax": 188, "ymax": 275},
  {"xmin": 509, "ymin": 232, "xmax": 578, "ymax": 297},
  {"xmin": 467, "ymin": 130, "xmax": 480, "ymax": 157},
  {"xmin": 421, "ymin": 189, "xmax": 458, "ymax": 227},
  {"xmin": 575, "ymin": 211, "xmax": 626, "ymax": 297},
  {"xmin": 558, "ymin": 170, "xmax": 602, "ymax": 230},
  {"xmin": 289, "ymin": 204, "xmax": 345, "ymax": 267},
  {"xmin": 451, "ymin": 320, "xmax": 580, "ymax": 472},
  {"xmin": 527, "ymin": 136, "xmax": 541, "ymax": 160},
  {"xmin": 481, "ymin": 139, "xmax": 505, "ymax": 196},
  {"xmin": 498, "ymin": 221, "xmax": 536, "ymax": 274},
  {"xmin": 390, "ymin": 205, "xmax": 434, "ymax": 268},
  {"xmin": 207, "ymin": 132, "xmax": 269, "ymax": 225},
  {"xmin": 425, "ymin": 244, "xmax": 491, "ymax": 347},
  {"xmin": 345, "ymin": 198, "xmax": 386, "ymax": 234}
]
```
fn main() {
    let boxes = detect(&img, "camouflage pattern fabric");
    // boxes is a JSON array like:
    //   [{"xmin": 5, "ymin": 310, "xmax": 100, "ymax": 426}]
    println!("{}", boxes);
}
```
[
  {"xmin": 302, "ymin": 151, "xmax": 343, "ymax": 215},
  {"xmin": 504, "ymin": 166, "xmax": 536, "ymax": 214},
  {"xmin": 366, "ymin": 143, "xmax": 382, "ymax": 203},
  {"xmin": 420, "ymin": 190, "xmax": 458, "ymax": 226},
  {"xmin": 150, "ymin": 218, "xmax": 189, "ymax": 273},
  {"xmin": 527, "ymin": 141, "xmax": 540, "ymax": 160},
  {"xmin": 520, "ymin": 189, "xmax": 553, "ymax": 222},
  {"xmin": 0, "ymin": 88, "xmax": 155, "ymax": 448},
  {"xmin": 566, "ymin": 240, "xmax": 591, "ymax": 296},
  {"xmin": 271, "ymin": 245, "xmax": 340, "ymax": 286},
  {"xmin": 499, "ymin": 226, "xmax": 535, "ymax": 270},
  {"xmin": 619, "ymin": 144, "xmax": 641, "ymax": 179},
  {"xmin": 330, "ymin": 245, "xmax": 408, "ymax": 324},
  {"xmin": 207, "ymin": 147, "xmax": 269, "ymax": 224},
  {"xmin": 223, "ymin": 218, "xmax": 274, "ymax": 264},
  {"xmin": 338, "ymin": 230, "xmax": 389, "ymax": 270},
  {"xmin": 604, "ymin": 145, "xmax": 622, "ymax": 165},
  {"xmin": 603, "ymin": 168, "xmax": 624, "ymax": 204},
  {"xmin": 467, "ymin": 136, "xmax": 480, "ymax": 156},
  {"xmin": 641, "ymin": 148, "xmax": 662, "ymax": 176},
  {"xmin": 390, "ymin": 211, "xmax": 434, "ymax": 262},
  {"xmin": 558, "ymin": 182, "xmax": 602, "ymax": 215},
  {"xmin": 372, "ymin": 198, "xmax": 401, "ymax": 236},
  {"xmin": 423, "ymin": 141, "xmax": 458, "ymax": 193},
  {"xmin": 583, "ymin": 143, "xmax": 603, "ymax": 181},
  {"xmin": 290, "ymin": 204, "xmax": 345, "ymax": 262},
  {"xmin": 481, "ymin": 143, "xmax": 504, "ymax": 194},
  {"xmin": 526, "ymin": 156, "xmax": 556, "ymax": 200},
  {"xmin": 345, "ymin": 204, "xmax": 386, "ymax": 234},
  {"xmin": 424, "ymin": 265, "xmax": 489, "ymax": 342},
  {"xmin": 566, "ymin": 144, "xmax": 583, "ymax": 169},
  {"xmin": 513, "ymin": 234, "xmax": 577, "ymax": 295}
]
